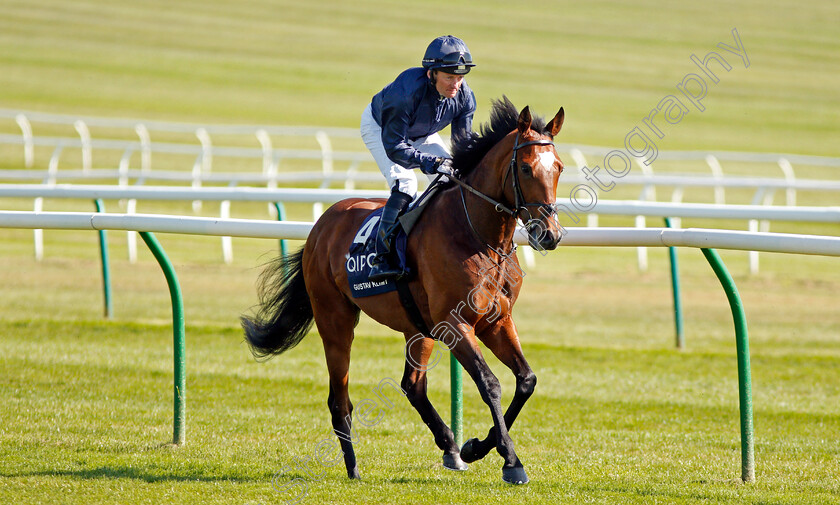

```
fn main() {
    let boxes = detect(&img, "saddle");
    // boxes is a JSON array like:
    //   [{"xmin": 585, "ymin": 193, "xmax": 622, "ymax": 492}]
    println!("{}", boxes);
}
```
[{"xmin": 345, "ymin": 180, "xmax": 443, "ymax": 300}]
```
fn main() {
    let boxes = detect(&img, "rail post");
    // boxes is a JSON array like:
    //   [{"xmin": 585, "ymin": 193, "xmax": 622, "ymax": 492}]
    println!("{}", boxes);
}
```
[
  {"xmin": 73, "ymin": 120, "xmax": 92, "ymax": 174},
  {"xmin": 272, "ymin": 202, "xmax": 289, "ymax": 257},
  {"xmin": 257, "ymin": 130, "xmax": 279, "ymax": 215},
  {"xmin": 778, "ymin": 158, "xmax": 796, "ymax": 206},
  {"xmin": 701, "ymin": 248, "xmax": 754, "ymax": 482},
  {"xmin": 705, "ymin": 154, "xmax": 725, "ymax": 204},
  {"xmin": 663, "ymin": 218, "xmax": 684, "ymax": 349},
  {"xmin": 139, "ymin": 232, "xmax": 186, "ymax": 446},
  {"xmin": 93, "ymin": 199, "xmax": 113, "ymax": 319},
  {"xmin": 135, "ymin": 124, "xmax": 151, "ymax": 173},
  {"xmin": 633, "ymin": 157, "xmax": 656, "ymax": 272},
  {"xmin": 450, "ymin": 355, "xmax": 463, "ymax": 447},
  {"xmin": 15, "ymin": 113, "xmax": 34, "ymax": 168}
]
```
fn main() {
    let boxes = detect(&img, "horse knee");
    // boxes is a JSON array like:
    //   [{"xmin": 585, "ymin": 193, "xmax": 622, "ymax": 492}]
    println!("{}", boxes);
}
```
[{"xmin": 400, "ymin": 375, "xmax": 426, "ymax": 403}]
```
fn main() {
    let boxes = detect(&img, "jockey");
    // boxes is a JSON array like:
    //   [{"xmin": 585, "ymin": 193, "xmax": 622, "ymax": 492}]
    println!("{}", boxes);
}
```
[{"xmin": 360, "ymin": 35, "xmax": 477, "ymax": 281}]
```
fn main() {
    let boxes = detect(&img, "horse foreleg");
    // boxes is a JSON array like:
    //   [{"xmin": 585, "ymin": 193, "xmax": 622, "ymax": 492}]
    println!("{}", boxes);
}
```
[
  {"xmin": 461, "ymin": 317, "xmax": 535, "ymax": 467},
  {"xmin": 401, "ymin": 334, "xmax": 467, "ymax": 471},
  {"xmin": 449, "ymin": 325, "xmax": 529, "ymax": 484}
]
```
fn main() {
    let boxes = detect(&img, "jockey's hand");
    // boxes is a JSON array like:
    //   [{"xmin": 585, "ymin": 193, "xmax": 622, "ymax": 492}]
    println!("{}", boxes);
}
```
[{"xmin": 434, "ymin": 157, "xmax": 458, "ymax": 179}]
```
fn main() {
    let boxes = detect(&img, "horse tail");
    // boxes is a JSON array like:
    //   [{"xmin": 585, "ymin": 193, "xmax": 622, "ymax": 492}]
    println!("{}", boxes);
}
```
[{"xmin": 241, "ymin": 249, "xmax": 314, "ymax": 360}]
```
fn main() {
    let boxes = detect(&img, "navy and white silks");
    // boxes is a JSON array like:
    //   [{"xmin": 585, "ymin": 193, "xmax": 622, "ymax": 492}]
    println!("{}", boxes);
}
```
[{"xmin": 360, "ymin": 67, "xmax": 476, "ymax": 198}]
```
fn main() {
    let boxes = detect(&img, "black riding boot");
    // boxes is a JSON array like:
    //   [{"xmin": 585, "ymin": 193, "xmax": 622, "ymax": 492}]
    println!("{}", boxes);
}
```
[{"xmin": 368, "ymin": 189, "xmax": 412, "ymax": 282}]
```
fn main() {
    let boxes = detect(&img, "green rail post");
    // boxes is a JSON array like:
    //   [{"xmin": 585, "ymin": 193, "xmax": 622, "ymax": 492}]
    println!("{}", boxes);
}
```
[
  {"xmin": 272, "ymin": 202, "xmax": 289, "ymax": 257},
  {"xmin": 139, "ymin": 231, "xmax": 186, "ymax": 446},
  {"xmin": 663, "ymin": 218, "xmax": 684, "ymax": 349},
  {"xmin": 450, "ymin": 354, "xmax": 463, "ymax": 447},
  {"xmin": 93, "ymin": 199, "xmax": 113, "ymax": 319},
  {"xmin": 701, "ymin": 248, "xmax": 755, "ymax": 483}
]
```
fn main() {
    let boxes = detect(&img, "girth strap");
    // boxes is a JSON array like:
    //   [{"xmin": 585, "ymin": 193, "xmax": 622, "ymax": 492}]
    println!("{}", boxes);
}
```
[{"xmin": 395, "ymin": 278, "xmax": 434, "ymax": 340}]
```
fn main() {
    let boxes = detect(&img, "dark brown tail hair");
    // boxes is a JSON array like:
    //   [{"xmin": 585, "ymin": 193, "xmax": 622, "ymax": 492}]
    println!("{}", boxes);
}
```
[{"xmin": 241, "ymin": 249, "xmax": 314, "ymax": 360}]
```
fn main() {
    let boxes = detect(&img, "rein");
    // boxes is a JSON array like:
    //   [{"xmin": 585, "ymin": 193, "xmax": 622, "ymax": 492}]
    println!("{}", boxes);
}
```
[{"xmin": 452, "ymin": 132, "xmax": 555, "ymax": 250}]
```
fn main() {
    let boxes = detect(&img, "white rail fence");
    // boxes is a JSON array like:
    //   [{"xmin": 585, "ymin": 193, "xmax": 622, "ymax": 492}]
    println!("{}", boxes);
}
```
[
  {"xmin": 1, "ymin": 184, "xmax": 838, "ymax": 273},
  {"xmin": 2, "ymin": 211, "xmax": 840, "ymax": 257},
  {"xmin": 4, "ymin": 109, "xmax": 840, "ymax": 199},
  {"xmin": 3, "ymin": 110, "xmax": 840, "ymax": 272}
]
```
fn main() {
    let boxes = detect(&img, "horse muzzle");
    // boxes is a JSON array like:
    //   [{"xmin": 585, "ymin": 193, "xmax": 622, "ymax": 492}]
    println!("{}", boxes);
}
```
[{"xmin": 525, "ymin": 221, "xmax": 561, "ymax": 251}]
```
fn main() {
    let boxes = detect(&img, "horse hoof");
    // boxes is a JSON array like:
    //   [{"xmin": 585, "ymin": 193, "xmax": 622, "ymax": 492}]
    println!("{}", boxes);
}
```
[
  {"xmin": 442, "ymin": 453, "xmax": 469, "ymax": 471},
  {"xmin": 502, "ymin": 466, "xmax": 529, "ymax": 485},
  {"xmin": 460, "ymin": 438, "xmax": 481, "ymax": 463},
  {"xmin": 347, "ymin": 467, "xmax": 361, "ymax": 479}
]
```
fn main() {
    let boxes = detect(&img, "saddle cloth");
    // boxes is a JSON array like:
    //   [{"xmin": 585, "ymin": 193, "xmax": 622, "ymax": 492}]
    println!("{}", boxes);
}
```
[
  {"xmin": 344, "ymin": 182, "xmax": 442, "ymax": 298},
  {"xmin": 346, "ymin": 208, "xmax": 407, "ymax": 298}
]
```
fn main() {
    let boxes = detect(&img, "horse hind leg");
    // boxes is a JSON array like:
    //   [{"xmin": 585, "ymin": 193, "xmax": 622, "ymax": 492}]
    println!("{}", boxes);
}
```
[
  {"xmin": 402, "ymin": 335, "xmax": 468, "ymax": 471},
  {"xmin": 324, "ymin": 345, "xmax": 360, "ymax": 479},
  {"xmin": 313, "ymin": 290, "xmax": 362, "ymax": 479}
]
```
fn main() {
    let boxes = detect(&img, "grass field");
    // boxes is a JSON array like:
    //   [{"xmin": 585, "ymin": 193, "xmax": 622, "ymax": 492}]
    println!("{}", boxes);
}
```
[
  {"xmin": 1, "ymin": 232, "xmax": 839, "ymax": 504},
  {"xmin": 1, "ymin": 1, "xmax": 839, "ymax": 504}
]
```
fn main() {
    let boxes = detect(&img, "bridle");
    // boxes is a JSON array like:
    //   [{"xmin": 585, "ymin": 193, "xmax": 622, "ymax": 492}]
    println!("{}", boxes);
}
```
[
  {"xmin": 502, "ymin": 132, "xmax": 559, "ymax": 225},
  {"xmin": 449, "ymin": 132, "xmax": 558, "ymax": 250}
]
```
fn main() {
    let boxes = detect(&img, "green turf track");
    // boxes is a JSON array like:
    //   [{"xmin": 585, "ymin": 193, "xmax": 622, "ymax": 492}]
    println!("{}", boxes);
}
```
[
  {"xmin": 2, "ymin": 244, "xmax": 839, "ymax": 504},
  {"xmin": 0, "ymin": 1, "xmax": 839, "ymax": 504}
]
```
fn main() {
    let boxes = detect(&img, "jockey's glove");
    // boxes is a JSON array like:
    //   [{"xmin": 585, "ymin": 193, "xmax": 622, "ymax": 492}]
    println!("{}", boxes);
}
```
[{"xmin": 433, "ymin": 157, "xmax": 458, "ymax": 178}]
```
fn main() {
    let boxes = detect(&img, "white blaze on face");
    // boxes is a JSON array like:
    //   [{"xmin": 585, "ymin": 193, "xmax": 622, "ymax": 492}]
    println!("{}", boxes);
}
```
[{"xmin": 537, "ymin": 151, "xmax": 556, "ymax": 171}]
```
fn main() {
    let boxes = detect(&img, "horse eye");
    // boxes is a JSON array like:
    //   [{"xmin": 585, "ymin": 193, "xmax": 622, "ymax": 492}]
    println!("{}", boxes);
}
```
[{"xmin": 519, "ymin": 163, "xmax": 532, "ymax": 175}]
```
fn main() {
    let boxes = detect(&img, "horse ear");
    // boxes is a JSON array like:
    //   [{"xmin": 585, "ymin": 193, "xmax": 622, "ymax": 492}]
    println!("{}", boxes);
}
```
[
  {"xmin": 517, "ymin": 106, "xmax": 532, "ymax": 134},
  {"xmin": 546, "ymin": 107, "xmax": 565, "ymax": 137}
]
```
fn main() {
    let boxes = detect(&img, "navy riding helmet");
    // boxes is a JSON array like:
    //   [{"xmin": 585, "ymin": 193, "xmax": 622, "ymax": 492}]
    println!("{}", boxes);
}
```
[{"xmin": 421, "ymin": 35, "xmax": 476, "ymax": 75}]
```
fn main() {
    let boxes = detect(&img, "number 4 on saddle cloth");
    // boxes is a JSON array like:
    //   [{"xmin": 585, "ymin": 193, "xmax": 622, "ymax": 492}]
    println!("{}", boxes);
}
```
[
  {"xmin": 345, "ymin": 207, "xmax": 408, "ymax": 298},
  {"xmin": 345, "ymin": 183, "xmax": 440, "ymax": 299}
]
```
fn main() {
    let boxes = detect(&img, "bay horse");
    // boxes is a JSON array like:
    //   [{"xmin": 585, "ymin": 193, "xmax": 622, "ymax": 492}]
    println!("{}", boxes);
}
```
[{"xmin": 242, "ymin": 97, "xmax": 565, "ymax": 485}]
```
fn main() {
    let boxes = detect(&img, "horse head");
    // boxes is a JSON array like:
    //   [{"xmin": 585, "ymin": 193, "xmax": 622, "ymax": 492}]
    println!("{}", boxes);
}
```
[
  {"xmin": 451, "ymin": 97, "xmax": 566, "ymax": 252},
  {"xmin": 505, "ymin": 105, "xmax": 565, "ymax": 251}
]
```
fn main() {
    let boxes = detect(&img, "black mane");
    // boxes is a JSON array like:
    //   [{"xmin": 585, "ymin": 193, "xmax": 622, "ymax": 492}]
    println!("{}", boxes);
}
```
[{"xmin": 451, "ymin": 96, "xmax": 547, "ymax": 177}]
